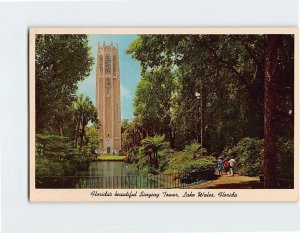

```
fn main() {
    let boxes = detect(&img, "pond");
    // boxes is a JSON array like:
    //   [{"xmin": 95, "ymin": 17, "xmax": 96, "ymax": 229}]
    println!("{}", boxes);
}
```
[
  {"xmin": 36, "ymin": 161, "xmax": 200, "ymax": 189},
  {"xmin": 78, "ymin": 161, "xmax": 138, "ymax": 177},
  {"xmin": 75, "ymin": 161, "xmax": 178, "ymax": 189}
]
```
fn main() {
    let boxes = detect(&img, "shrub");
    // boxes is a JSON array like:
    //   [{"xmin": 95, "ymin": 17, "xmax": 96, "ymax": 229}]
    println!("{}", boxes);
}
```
[
  {"xmin": 36, "ymin": 157, "xmax": 65, "ymax": 177},
  {"xmin": 223, "ymin": 137, "xmax": 294, "ymax": 179},
  {"xmin": 157, "ymin": 148, "xmax": 173, "ymax": 172},
  {"xmin": 277, "ymin": 138, "xmax": 294, "ymax": 180},
  {"xmin": 223, "ymin": 137, "xmax": 262, "ymax": 176},
  {"xmin": 177, "ymin": 159, "xmax": 216, "ymax": 183},
  {"xmin": 165, "ymin": 148, "xmax": 216, "ymax": 183}
]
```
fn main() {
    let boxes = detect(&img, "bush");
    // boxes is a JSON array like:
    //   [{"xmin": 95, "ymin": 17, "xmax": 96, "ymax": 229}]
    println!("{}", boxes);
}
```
[
  {"xmin": 223, "ymin": 137, "xmax": 262, "ymax": 176},
  {"xmin": 277, "ymin": 138, "xmax": 294, "ymax": 180},
  {"xmin": 165, "ymin": 149, "xmax": 216, "ymax": 183},
  {"xmin": 177, "ymin": 159, "xmax": 216, "ymax": 183},
  {"xmin": 36, "ymin": 157, "xmax": 65, "ymax": 177},
  {"xmin": 223, "ymin": 137, "xmax": 294, "ymax": 179},
  {"xmin": 35, "ymin": 133, "xmax": 91, "ymax": 188}
]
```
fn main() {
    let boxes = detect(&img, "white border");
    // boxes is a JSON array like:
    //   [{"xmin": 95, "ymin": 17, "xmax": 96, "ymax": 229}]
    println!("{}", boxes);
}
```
[{"xmin": 1, "ymin": 1, "xmax": 299, "ymax": 233}]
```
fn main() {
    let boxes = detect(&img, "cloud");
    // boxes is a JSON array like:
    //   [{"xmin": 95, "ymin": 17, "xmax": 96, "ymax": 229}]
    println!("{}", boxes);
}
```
[{"xmin": 121, "ymin": 84, "xmax": 131, "ymax": 99}]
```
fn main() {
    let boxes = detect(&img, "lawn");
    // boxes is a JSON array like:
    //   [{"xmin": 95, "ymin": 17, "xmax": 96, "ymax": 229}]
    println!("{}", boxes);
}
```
[{"xmin": 97, "ymin": 155, "xmax": 125, "ymax": 161}]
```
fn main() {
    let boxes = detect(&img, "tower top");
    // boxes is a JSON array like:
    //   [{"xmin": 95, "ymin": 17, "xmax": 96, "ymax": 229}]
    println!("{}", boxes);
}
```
[{"xmin": 97, "ymin": 41, "xmax": 118, "ymax": 50}]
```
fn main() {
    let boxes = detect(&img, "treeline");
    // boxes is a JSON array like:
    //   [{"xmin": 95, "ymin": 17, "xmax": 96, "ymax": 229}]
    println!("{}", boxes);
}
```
[
  {"xmin": 35, "ymin": 35, "xmax": 98, "ymax": 182},
  {"xmin": 122, "ymin": 34, "xmax": 294, "ymax": 187}
]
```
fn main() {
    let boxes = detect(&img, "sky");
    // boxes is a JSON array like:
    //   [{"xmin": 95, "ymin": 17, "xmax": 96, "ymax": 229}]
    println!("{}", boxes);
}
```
[{"xmin": 77, "ymin": 34, "xmax": 141, "ymax": 121}]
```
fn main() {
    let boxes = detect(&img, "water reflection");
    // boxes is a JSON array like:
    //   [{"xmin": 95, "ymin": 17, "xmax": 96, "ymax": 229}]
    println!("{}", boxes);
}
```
[{"xmin": 79, "ymin": 161, "xmax": 138, "ymax": 177}]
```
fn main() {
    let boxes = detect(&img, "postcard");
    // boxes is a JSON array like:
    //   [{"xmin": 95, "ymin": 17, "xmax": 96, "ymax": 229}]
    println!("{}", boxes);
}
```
[{"xmin": 29, "ymin": 28, "xmax": 298, "ymax": 201}]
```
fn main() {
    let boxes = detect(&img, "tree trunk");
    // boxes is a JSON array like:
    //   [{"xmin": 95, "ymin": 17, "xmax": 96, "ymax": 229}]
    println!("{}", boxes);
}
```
[
  {"xmin": 59, "ymin": 125, "xmax": 63, "ymax": 137},
  {"xmin": 200, "ymin": 85, "xmax": 206, "ymax": 149},
  {"xmin": 154, "ymin": 151, "xmax": 159, "ymax": 168},
  {"xmin": 264, "ymin": 35, "xmax": 280, "ymax": 188},
  {"xmin": 79, "ymin": 126, "xmax": 85, "ymax": 151},
  {"xmin": 74, "ymin": 117, "xmax": 80, "ymax": 147}
]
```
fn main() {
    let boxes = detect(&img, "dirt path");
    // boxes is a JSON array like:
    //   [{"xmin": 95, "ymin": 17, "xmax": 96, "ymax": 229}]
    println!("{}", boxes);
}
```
[{"xmin": 188, "ymin": 174, "xmax": 263, "ymax": 189}]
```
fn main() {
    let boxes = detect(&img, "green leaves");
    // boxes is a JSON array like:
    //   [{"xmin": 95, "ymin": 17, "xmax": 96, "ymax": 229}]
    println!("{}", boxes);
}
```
[
  {"xmin": 223, "ymin": 137, "xmax": 263, "ymax": 176},
  {"xmin": 126, "ymin": 34, "xmax": 293, "ymax": 184},
  {"xmin": 164, "ymin": 145, "xmax": 215, "ymax": 183},
  {"xmin": 141, "ymin": 135, "xmax": 169, "ymax": 153},
  {"xmin": 36, "ymin": 34, "xmax": 94, "ymax": 134}
]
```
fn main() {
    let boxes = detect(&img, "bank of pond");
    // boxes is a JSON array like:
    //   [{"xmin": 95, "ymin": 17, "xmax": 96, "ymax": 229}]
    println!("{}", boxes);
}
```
[
  {"xmin": 36, "ymin": 160, "xmax": 213, "ymax": 189},
  {"xmin": 35, "ymin": 137, "xmax": 294, "ymax": 189}
]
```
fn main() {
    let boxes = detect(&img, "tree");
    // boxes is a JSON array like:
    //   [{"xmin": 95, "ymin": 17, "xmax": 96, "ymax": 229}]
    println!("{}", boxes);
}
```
[
  {"xmin": 184, "ymin": 142, "xmax": 207, "ymax": 159},
  {"xmin": 263, "ymin": 35, "xmax": 281, "ymax": 188},
  {"xmin": 128, "ymin": 35, "xmax": 266, "ymax": 152},
  {"xmin": 35, "ymin": 34, "xmax": 94, "ymax": 134},
  {"xmin": 83, "ymin": 125, "xmax": 100, "ymax": 158},
  {"xmin": 141, "ymin": 135, "xmax": 169, "ymax": 167},
  {"xmin": 72, "ymin": 94, "xmax": 98, "ymax": 151},
  {"xmin": 128, "ymin": 34, "xmax": 294, "ymax": 182},
  {"xmin": 133, "ymin": 68, "xmax": 176, "ymax": 145},
  {"xmin": 121, "ymin": 121, "xmax": 147, "ymax": 154}
]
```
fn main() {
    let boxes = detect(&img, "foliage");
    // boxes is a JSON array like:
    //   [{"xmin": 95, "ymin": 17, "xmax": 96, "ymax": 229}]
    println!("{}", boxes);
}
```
[
  {"xmin": 131, "ymin": 136, "xmax": 171, "ymax": 174},
  {"xmin": 223, "ymin": 138, "xmax": 263, "ymax": 176},
  {"xmin": 36, "ymin": 134, "xmax": 80, "ymax": 161},
  {"xmin": 72, "ymin": 94, "xmax": 98, "ymax": 151},
  {"xmin": 223, "ymin": 137, "xmax": 294, "ymax": 180},
  {"xmin": 121, "ymin": 120, "xmax": 147, "ymax": 154},
  {"xmin": 83, "ymin": 126, "xmax": 100, "ymax": 156},
  {"xmin": 133, "ymin": 68, "xmax": 176, "ymax": 146},
  {"xmin": 36, "ymin": 157, "xmax": 65, "ymax": 177},
  {"xmin": 36, "ymin": 34, "xmax": 94, "ymax": 135},
  {"xmin": 277, "ymin": 138, "xmax": 294, "ymax": 180},
  {"xmin": 177, "ymin": 159, "xmax": 216, "ymax": 184},
  {"xmin": 165, "ymin": 149, "xmax": 215, "ymax": 183},
  {"xmin": 127, "ymin": 35, "xmax": 294, "ymax": 153},
  {"xmin": 130, "ymin": 139, "xmax": 214, "ymax": 181},
  {"xmin": 35, "ymin": 133, "xmax": 89, "ymax": 180},
  {"xmin": 141, "ymin": 135, "xmax": 170, "ymax": 167},
  {"xmin": 127, "ymin": 35, "xmax": 294, "ymax": 186},
  {"xmin": 184, "ymin": 141, "xmax": 208, "ymax": 159}
]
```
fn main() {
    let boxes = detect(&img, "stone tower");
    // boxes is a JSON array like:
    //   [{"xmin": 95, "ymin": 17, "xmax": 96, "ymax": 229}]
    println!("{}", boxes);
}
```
[{"xmin": 96, "ymin": 42, "xmax": 121, "ymax": 154}]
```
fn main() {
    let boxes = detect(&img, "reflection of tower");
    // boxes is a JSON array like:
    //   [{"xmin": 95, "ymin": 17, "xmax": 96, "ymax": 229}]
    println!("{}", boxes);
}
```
[{"xmin": 96, "ymin": 42, "xmax": 121, "ymax": 154}]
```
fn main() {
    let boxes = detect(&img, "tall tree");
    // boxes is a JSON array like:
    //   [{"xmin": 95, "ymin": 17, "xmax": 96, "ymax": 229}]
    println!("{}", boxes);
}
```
[
  {"xmin": 35, "ymin": 34, "xmax": 94, "ymax": 134},
  {"xmin": 128, "ymin": 35, "xmax": 266, "ymax": 151},
  {"xmin": 264, "ymin": 35, "xmax": 281, "ymax": 188},
  {"xmin": 133, "ymin": 68, "xmax": 176, "ymax": 146},
  {"xmin": 121, "ymin": 121, "xmax": 147, "ymax": 154},
  {"xmin": 72, "ymin": 94, "xmax": 98, "ymax": 151}
]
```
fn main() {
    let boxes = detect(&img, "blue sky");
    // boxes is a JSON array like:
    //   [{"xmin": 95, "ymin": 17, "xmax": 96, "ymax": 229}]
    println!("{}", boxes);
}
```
[{"xmin": 77, "ymin": 34, "xmax": 141, "ymax": 120}]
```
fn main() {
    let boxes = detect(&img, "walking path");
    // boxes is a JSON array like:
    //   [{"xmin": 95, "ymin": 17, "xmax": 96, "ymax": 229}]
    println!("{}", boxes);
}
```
[{"xmin": 188, "ymin": 173, "xmax": 263, "ymax": 189}]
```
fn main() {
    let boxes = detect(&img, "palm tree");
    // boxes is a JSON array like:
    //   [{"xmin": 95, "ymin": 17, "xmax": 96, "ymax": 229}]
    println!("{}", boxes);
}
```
[
  {"xmin": 79, "ymin": 97, "xmax": 97, "ymax": 151},
  {"xmin": 72, "ymin": 94, "xmax": 84, "ymax": 147},
  {"xmin": 141, "ymin": 135, "xmax": 168, "ymax": 167},
  {"xmin": 184, "ymin": 141, "xmax": 207, "ymax": 159},
  {"xmin": 72, "ymin": 94, "xmax": 98, "ymax": 151}
]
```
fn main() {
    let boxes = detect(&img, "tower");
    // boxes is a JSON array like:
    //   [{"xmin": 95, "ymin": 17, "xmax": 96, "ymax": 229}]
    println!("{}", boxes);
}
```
[{"xmin": 96, "ymin": 42, "xmax": 121, "ymax": 154}]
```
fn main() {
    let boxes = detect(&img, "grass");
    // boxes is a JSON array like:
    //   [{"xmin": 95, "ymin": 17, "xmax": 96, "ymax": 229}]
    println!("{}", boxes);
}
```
[{"xmin": 97, "ymin": 155, "xmax": 125, "ymax": 161}]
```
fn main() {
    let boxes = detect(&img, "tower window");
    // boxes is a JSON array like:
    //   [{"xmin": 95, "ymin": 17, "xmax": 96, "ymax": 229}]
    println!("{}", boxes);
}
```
[
  {"xmin": 105, "ymin": 54, "xmax": 111, "ymax": 74},
  {"xmin": 99, "ymin": 55, "xmax": 103, "ymax": 74},
  {"xmin": 113, "ymin": 55, "xmax": 116, "ymax": 76}
]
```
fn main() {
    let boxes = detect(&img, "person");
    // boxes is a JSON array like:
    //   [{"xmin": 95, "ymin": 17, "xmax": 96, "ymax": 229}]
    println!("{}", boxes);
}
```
[
  {"xmin": 224, "ymin": 158, "xmax": 230, "ymax": 175},
  {"xmin": 229, "ymin": 157, "xmax": 237, "ymax": 176},
  {"xmin": 217, "ymin": 157, "xmax": 223, "ymax": 175}
]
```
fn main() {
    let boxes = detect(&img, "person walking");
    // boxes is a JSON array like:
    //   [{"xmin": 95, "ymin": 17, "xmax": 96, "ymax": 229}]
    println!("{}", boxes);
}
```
[
  {"xmin": 224, "ymin": 158, "xmax": 230, "ymax": 175},
  {"xmin": 229, "ymin": 157, "xmax": 237, "ymax": 176},
  {"xmin": 217, "ymin": 157, "xmax": 223, "ymax": 175}
]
